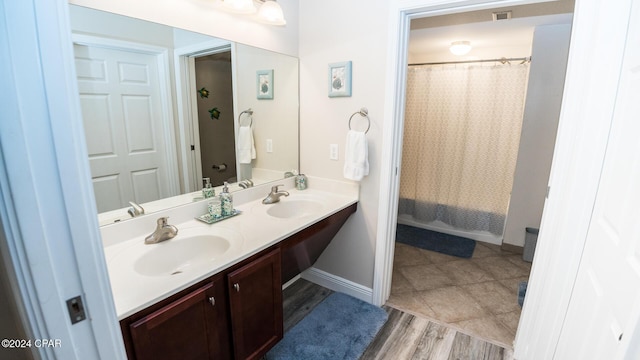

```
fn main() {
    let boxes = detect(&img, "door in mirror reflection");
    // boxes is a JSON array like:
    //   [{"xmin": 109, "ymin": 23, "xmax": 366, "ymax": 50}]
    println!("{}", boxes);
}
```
[
  {"xmin": 194, "ymin": 51, "xmax": 237, "ymax": 186},
  {"xmin": 74, "ymin": 43, "xmax": 178, "ymax": 213}
]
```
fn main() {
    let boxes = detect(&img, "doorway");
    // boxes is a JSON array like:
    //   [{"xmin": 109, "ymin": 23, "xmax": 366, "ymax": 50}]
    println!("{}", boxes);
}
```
[
  {"xmin": 386, "ymin": 2, "xmax": 574, "ymax": 348},
  {"xmin": 193, "ymin": 51, "xmax": 237, "ymax": 186},
  {"xmin": 174, "ymin": 42, "xmax": 238, "ymax": 193}
]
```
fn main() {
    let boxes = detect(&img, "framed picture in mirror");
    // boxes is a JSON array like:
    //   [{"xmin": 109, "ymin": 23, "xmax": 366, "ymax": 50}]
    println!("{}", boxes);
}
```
[
  {"xmin": 328, "ymin": 61, "xmax": 352, "ymax": 97},
  {"xmin": 257, "ymin": 69, "xmax": 274, "ymax": 99}
]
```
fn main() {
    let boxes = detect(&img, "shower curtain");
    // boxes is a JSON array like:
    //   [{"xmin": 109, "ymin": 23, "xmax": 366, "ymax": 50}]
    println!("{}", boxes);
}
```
[{"xmin": 399, "ymin": 63, "xmax": 530, "ymax": 236}]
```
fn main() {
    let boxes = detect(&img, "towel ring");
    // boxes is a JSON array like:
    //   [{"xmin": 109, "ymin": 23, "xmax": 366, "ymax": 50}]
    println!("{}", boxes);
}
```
[
  {"xmin": 238, "ymin": 108, "xmax": 253, "ymax": 127},
  {"xmin": 348, "ymin": 107, "xmax": 370, "ymax": 134}
]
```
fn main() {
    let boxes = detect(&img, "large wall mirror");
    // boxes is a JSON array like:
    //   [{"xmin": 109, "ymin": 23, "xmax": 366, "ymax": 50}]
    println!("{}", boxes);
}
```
[{"xmin": 69, "ymin": 5, "xmax": 299, "ymax": 225}]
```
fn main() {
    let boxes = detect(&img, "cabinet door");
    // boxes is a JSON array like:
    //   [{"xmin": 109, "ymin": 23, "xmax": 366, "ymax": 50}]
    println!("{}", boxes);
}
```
[
  {"xmin": 227, "ymin": 248, "xmax": 283, "ymax": 360},
  {"xmin": 128, "ymin": 280, "xmax": 231, "ymax": 360}
]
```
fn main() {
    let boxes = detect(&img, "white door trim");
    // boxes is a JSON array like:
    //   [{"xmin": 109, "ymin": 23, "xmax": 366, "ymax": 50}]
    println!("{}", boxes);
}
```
[
  {"xmin": 173, "ymin": 39, "xmax": 233, "ymax": 192},
  {"xmin": 72, "ymin": 33, "xmax": 181, "ymax": 198},
  {"xmin": 1, "ymin": 0, "xmax": 125, "ymax": 358}
]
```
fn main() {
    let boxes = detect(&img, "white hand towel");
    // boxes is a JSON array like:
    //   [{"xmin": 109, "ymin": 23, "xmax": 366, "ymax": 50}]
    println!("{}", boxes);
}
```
[
  {"xmin": 237, "ymin": 125, "xmax": 256, "ymax": 164},
  {"xmin": 343, "ymin": 130, "xmax": 369, "ymax": 181}
]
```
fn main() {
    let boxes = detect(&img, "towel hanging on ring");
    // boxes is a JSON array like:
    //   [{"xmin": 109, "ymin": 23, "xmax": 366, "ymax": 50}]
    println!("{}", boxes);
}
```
[
  {"xmin": 344, "ymin": 130, "xmax": 369, "ymax": 181},
  {"xmin": 237, "ymin": 125, "xmax": 256, "ymax": 164}
]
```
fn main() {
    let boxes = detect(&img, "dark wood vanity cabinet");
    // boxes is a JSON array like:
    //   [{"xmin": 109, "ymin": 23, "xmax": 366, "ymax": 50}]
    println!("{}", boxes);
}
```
[
  {"xmin": 126, "ymin": 275, "xmax": 231, "ymax": 360},
  {"xmin": 227, "ymin": 249, "xmax": 283, "ymax": 360},
  {"xmin": 120, "ymin": 203, "xmax": 356, "ymax": 360},
  {"xmin": 121, "ymin": 249, "xmax": 282, "ymax": 360}
]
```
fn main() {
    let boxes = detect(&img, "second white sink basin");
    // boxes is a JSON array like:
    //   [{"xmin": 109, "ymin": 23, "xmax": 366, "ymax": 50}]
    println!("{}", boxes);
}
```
[{"xmin": 266, "ymin": 199, "xmax": 323, "ymax": 219}]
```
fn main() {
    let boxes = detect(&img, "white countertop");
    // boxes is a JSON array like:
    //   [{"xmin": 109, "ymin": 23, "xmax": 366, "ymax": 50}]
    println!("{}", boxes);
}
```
[{"xmin": 100, "ymin": 177, "xmax": 359, "ymax": 320}]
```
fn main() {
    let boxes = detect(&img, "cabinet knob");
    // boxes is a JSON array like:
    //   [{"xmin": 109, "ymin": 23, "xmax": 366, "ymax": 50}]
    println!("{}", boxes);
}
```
[
  {"xmin": 208, "ymin": 296, "xmax": 215, "ymax": 306},
  {"xmin": 233, "ymin": 283, "xmax": 240, "ymax": 292}
]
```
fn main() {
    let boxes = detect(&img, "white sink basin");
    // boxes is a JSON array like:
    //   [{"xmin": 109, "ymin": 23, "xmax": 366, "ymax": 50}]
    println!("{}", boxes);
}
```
[
  {"xmin": 109, "ymin": 227, "xmax": 242, "ymax": 277},
  {"xmin": 135, "ymin": 235, "xmax": 229, "ymax": 277},
  {"xmin": 266, "ymin": 199, "xmax": 323, "ymax": 219}
]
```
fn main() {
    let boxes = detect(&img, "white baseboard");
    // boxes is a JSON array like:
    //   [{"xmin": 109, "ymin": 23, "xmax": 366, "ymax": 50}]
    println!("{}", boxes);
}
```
[
  {"xmin": 301, "ymin": 267, "xmax": 373, "ymax": 304},
  {"xmin": 282, "ymin": 274, "xmax": 301, "ymax": 290}
]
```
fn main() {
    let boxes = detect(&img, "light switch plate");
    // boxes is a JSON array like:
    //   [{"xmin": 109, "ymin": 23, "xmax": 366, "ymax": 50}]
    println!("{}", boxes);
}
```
[
  {"xmin": 266, "ymin": 139, "xmax": 273, "ymax": 153},
  {"xmin": 329, "ymin": 144, "xmax": 339, "ymax": 160}
]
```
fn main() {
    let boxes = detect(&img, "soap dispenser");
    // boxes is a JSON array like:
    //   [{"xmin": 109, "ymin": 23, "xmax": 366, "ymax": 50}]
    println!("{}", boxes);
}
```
[
  {"xmin": 220, "ymin": 182, "xmax": 233, "ymax": 216},
  {"xmin": 295, "ymin": 173, "xmax": 308, "ymax": 190},
  {"xmin": 202, "ymin": 178, "xmax": 215, "ymax": 199}
]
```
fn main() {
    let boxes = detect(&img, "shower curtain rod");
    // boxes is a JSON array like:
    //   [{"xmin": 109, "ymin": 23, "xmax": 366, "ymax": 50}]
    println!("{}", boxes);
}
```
[{"xmin": 408, "ymin": 56, "xmax": 531, "ymax": 66}]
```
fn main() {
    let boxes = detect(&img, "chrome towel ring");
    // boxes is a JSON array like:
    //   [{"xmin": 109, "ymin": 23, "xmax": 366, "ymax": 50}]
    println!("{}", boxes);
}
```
[
  {"xmin": 348, "ymin": 107, "xmax": 370, "ymax": 134},
  {"xmin": 238, "ymin": 108, "xmax": 253, "ymax": 126}
]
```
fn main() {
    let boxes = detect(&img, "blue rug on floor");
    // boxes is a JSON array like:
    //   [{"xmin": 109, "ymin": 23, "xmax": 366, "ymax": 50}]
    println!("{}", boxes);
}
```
[
  {"xmin": 518, "ymin": 281, "xmax": 528, "ymax": 307},
  {"xmin": 396, "ymin": 224, "xmax": 476, "ymax": 258},
  {"xmin": 265, "ymin": 292, "xmax": 388, "ymax": 360}
]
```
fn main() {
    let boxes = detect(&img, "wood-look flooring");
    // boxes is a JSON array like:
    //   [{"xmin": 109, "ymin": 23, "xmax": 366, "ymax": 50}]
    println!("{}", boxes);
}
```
[{"xmin": 282, "ymin": 279, "xmax": 513, "ymax": 360}]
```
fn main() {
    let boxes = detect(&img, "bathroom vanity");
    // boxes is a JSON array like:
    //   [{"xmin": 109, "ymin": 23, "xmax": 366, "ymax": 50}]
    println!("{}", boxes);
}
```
[{"xmin": 100, "ymin": 178, "xmax": 358, "ymax": 360}]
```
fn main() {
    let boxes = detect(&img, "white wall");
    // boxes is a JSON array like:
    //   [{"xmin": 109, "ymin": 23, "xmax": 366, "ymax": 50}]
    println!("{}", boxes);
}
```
[
  {"xmin": 503, "ymin": 23, "xmax": 571, "ymax": 247},
  {"xmin": 70, "ymin": 5, "xmax": 175, "ymax": 47},
  {"xmin": 299, "ymin": 0, "xmax": 390, "ymax": 289},
  {"xmin": 69, "ymin": 0, "xmax": 299, "ymax": 57}
]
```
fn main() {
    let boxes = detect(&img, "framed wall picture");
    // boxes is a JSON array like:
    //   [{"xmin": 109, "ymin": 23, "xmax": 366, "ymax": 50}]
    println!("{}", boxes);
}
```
[
  {"xmin": 257, "ymin": 69, "xmax": 274, "ymax": 99},
  {"xmin": 328, "ymin": 61, "xmax": 352, "ymax": 97}
]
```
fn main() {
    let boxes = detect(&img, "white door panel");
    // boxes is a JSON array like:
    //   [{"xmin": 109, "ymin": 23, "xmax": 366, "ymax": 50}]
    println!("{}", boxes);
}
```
[
  {"xmin": 74, "ymin": 44, "xmax": 171, "ymax": 212},
  {"xmin": 555, "ymin": 1, "xmax": 640, "ymax": 358}
]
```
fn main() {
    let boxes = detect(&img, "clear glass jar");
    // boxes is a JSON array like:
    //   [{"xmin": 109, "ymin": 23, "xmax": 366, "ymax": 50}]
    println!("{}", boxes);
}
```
[{"xmin": 208, "ymin": 198, "xmax": 222, "ymax": 218}]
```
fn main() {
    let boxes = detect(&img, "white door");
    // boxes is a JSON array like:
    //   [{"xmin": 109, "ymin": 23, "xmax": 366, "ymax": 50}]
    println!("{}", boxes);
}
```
[
  {"xmin": 554, "ymin": 1, "xmax": 640, "ymax": 358},
  {"xmin": 74, "ymin": 44, "xmax": 172, "ymax": 212}
]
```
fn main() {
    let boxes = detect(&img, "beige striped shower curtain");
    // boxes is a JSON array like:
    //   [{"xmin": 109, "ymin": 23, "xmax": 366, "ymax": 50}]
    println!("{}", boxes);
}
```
[{"xmin": 399, "ymin": 63, "xmax": 530, "ymax": 235}]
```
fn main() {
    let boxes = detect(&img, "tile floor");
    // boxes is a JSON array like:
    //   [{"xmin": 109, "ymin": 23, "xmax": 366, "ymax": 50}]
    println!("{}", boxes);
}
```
[{"xmin": 386, "ymin": 240, "xmax": 531, "ymax": 349}]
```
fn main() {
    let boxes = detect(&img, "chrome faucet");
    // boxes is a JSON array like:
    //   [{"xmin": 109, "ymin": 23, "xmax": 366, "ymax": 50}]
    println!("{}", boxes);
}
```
[
  {"xmin": 127, "ymin": 201, "xmax": 145, "ymax": 217},
  {"xmin": 262, "ymin": 184, "xmax": 290, "ymax": 204},
  {"xmin": 238, "ymin": 179, "xmax": 254, "ymax": 189},
  {"xmin": 145, "ymin": 217, "xmax": 178, "ymax": 244}
]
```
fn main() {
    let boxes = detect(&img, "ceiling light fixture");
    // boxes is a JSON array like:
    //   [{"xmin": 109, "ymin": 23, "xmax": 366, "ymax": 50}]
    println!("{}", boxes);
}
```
[
  {"xmin": 218, "ymin": 0, "xmax": 286, "ymax": 26},
  {"xmin": 450, "ymin": 41, "xmax": 472, "ymax": 56},
  {"xmin": 257, "ymin": 0, "xmax": 286, "ymax": 26}
]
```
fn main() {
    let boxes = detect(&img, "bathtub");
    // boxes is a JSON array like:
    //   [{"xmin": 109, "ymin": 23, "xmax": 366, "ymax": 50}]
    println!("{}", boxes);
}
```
[{"xmin": 396, "ymin": 214, "xmax": 502, "ymax": 245}]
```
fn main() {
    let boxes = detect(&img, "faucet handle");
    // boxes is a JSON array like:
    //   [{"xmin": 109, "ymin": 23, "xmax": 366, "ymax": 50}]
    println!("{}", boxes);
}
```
[
  {"xmin": 128, "ymin": 201, "xmax": 145, "ymax": 217},
  {"xmin": 272, "ymin": 184, "xmax": 284, "ymax": 192},
  {"xmin": 157, "ymin": 217, "xmax": 169, "ymax": 226}
]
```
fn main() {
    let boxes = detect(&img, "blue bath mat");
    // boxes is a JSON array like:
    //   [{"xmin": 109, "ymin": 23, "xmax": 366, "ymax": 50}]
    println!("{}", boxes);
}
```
[
  {"xmin": 265, "ymin": 292, "xmax": 388, "ymax": 360},
  {"xmin": 396, "ymin": 224, "xmax": 476, "ymax": 258},
  {"xmin": 518, "ymin": 281, "xmax": 528, "ymax": 307}
]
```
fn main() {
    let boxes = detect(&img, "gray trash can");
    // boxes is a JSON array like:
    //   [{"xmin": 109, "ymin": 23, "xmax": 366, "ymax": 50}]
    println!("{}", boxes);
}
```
[{"xmin": 523, "ymin": 227, "xmax": 539, "ymax": 262}]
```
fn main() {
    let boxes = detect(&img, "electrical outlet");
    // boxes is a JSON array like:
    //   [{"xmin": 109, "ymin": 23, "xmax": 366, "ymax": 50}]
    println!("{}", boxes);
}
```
[
  {"xmin": 329, "ymin": 144, "xmax": 339, "ymax": 160},
  {"xmin": 266, "ymin": 139, "xmax": 273, "ymax": 153}
]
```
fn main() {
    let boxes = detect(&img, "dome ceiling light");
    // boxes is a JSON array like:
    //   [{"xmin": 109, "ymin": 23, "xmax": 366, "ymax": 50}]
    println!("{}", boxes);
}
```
[
  {"xmin": 450, "ymin": 41, "xmax": 472, "ymax": 56},
  {"xmin": 218, "ymin": 0, "xmax": 286, "ymax": 26}
]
